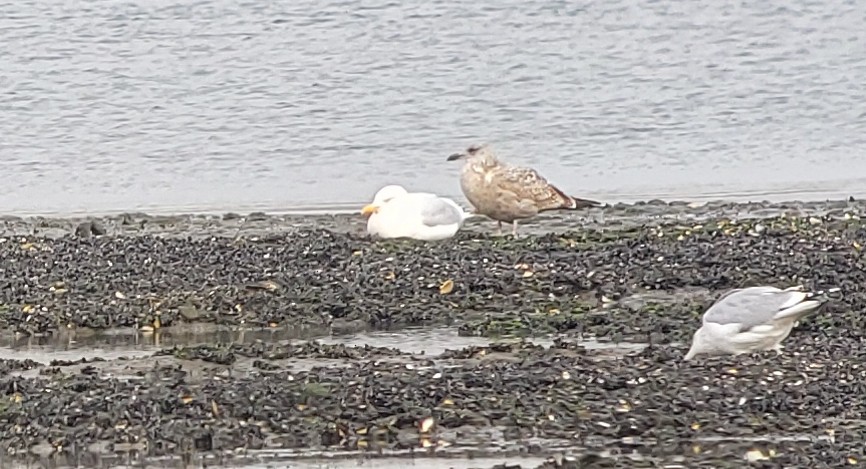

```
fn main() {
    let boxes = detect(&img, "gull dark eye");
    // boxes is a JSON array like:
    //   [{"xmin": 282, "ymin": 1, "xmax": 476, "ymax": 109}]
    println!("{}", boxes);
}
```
[{"xmin": 467, "ymin": 145, "xmax": 482, "ymax": 153}]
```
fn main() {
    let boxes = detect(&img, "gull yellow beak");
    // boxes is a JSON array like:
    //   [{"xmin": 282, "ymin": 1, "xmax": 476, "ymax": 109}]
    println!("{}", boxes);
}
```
[{"xmin": 360, "ymin": 204, "xmax": 379, "ymax": 218}]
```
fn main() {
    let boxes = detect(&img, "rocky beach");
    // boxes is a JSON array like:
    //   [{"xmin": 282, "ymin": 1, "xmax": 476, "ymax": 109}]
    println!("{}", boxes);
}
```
[{"xmin": 0, "ymin": 199, "xmax": 865, "ymax": 468}]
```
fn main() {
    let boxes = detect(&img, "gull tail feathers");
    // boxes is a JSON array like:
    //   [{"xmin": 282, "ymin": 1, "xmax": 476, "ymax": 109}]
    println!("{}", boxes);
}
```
[
  {"xmin": 796, "ymin": 286, "xmax": 841, "ymax": 302},
  {"xmin": 775, "ymin": 286, "xmax": 838, "ymax": 320},
  {"xmin": 462, "ymin": 211, "xmax": 482, "ymax": 221},
  {"xmin": 566, "ymin": 195, "xmax": 605, "ymax": 210},
  {"xmin": 804, "ymin": 286, "xmax": 841, "ymax": 305},
  {"xmin": 773, "ymin": 300, "xmax": 823, "ymax": 321},
  {"xmin": 547, "ymin": 184, "xmax": 604, "ymax": 210}
]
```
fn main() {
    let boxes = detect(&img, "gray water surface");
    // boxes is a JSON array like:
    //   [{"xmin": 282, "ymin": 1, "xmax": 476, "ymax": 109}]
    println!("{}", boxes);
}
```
[{"xmin": 3, "ymin": 0, "xmax": 866, "ymax": 216}]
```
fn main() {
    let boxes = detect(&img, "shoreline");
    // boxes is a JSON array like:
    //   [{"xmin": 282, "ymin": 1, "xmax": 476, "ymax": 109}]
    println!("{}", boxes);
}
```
[
  {"xmin": 1, "ymin": 196, "xmax": 862, "ymax": 240},
  {"xmin": 2, "ymin": 184, "xmax": 863, "ymax": 219},
  {"xmin": 0, "ymin": 198, "xmax": 864, "ymax": 467}
]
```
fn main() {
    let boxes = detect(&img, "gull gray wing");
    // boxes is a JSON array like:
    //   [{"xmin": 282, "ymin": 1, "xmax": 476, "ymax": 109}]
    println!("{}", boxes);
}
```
[
  {"xmin": 420, "ymin": 197, "xmax": 464, "ymax": 227},
  {"xmin": 703, "ymin": 287, "xmax": 819, "ymax": 332}
]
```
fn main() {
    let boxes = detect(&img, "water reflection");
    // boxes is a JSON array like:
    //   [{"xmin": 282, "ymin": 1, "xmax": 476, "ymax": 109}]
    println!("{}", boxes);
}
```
[
  {"xmin": 0, "ymin": 432, "xmax": 838, "ymax": 469},
  {"xmin": 0, "ymin": 326, "xmax": 646, "ymax": 363}
]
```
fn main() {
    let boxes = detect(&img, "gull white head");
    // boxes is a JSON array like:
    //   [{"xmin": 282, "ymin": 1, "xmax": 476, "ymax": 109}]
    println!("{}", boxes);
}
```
[
  {"xmin": 684, "ymin": 325, "xmax": 733, "ymax": 360},
  {"xmin": 361, "ymin": 185, "xmax": 408, "ymax": 218}
]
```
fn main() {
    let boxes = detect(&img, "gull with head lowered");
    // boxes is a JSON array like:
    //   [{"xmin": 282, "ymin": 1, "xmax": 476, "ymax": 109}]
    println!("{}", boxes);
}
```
[
  {"xmin": 360, "ymin": 185, "xmax": 474, "ymax": 241},
  {"xmin": 447, "ymin": 144, "xmax": 603, "ymax": 237},
  {"xmin": 684, "ymin": 285, "xmax": 835, "ymax": 361}
]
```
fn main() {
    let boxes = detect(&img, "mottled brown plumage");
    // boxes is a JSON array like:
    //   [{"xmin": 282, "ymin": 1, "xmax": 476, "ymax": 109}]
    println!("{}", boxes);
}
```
[{"xmin": 446, "ymin": 144, "xmax": 602, "ymax": 236}]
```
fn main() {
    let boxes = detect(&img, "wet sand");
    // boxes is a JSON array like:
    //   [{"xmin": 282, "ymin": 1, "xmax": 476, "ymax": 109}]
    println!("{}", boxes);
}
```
[
  {"xmin": 0, "ymin": 199, "xmax": 865, "ymax": 468},
  {"xmin": 1, "ymin": 196, "xmax": 862, "ymax": 240}
]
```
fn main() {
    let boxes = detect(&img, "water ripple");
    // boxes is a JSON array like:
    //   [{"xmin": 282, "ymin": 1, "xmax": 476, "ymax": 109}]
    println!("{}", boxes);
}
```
[{"xmin": 1, "ymin": 0, "xmax": 865, "ymax": 215}]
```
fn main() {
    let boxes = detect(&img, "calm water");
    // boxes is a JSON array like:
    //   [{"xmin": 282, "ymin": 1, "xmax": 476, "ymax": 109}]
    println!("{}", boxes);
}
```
[
  {"xmin": 2, "ymin": 0, "xmax": 866, "ymax": 216},
  {"xmin": 0, "ymin": 326, "xmax": 646, "ymax": 364}
]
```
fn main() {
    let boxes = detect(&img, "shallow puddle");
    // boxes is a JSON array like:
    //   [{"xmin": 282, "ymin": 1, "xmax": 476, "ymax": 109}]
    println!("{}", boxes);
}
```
[
  {"xmin": 1, "ymin": 454, "xmax": 550, "ymax": 469},
  {"xmin": 253, "ymin": 456, "xmax": 544, "ymax": 469},
  {"xmin": 2, "ymin": 433, "xmax": 833, "ymax": 469},
  {"xmin": 199, "ymin": 456, "xmax": 547, "ymax": 469},
  {"xmin": 0, "ymin": 326, "xmax": 647, "ymax": 364},
  {"xmin": 318, "ymin": 328, "xmax": 521, "ymax": 355},
  {"xmin": 0, "ymin": 341, "xmax": 155, "ymax": 364}
]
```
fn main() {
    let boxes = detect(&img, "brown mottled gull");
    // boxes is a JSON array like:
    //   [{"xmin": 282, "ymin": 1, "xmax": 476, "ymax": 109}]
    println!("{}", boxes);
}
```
[{"xmin": 446, "ymin": 144, "xmax": 602, "ymax": 236}]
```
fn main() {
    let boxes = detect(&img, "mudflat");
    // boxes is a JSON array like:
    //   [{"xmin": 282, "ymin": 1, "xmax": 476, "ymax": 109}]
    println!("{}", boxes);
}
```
[{"xmin": 0, "ymin": 199, "xmax": 863, "ymax": 468}]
